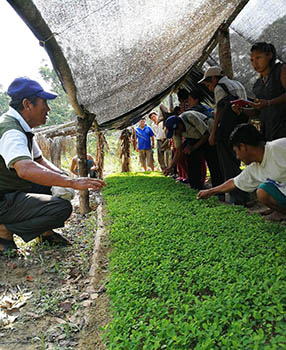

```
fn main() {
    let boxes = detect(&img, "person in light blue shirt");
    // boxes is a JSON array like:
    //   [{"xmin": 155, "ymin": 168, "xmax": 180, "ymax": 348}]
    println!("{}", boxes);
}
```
[{"xmin": 135, "ymin": 118, "xmax": 155, "ymax": 171}]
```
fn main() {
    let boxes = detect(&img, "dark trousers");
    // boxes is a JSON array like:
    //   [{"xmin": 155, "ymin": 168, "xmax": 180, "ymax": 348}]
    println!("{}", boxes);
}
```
[
  {"xmin": 185, "ymin": 140, "xmax": 223, "ymax": 190},
  {"xmin": 0, "ymin": 184, "xmax": 72, "ymax": 242},
  {"xmin": 87, "ymin": 159, "xmax": 98, "ymax": 178},
  {"xmin": 216, "ymin": 140, "xmax": 249, "ymax": 205}
]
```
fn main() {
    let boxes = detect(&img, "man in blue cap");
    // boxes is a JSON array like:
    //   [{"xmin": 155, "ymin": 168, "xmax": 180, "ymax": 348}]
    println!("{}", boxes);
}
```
[{"xmin": 0, "ymin": 77, "xmax": 106, "ymax": 254}]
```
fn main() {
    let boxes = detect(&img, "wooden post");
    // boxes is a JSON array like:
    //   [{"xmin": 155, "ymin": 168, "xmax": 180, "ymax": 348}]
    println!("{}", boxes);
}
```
[
  {"xmin": 168, "ymin": 94, "xmax": 174, "ymax": 113},
  {"xmin": 76, "ymin": 113, "xmax": 96, "ymax": 214},
  {"xmin": 95, "ymin": 131, "xmax": 106, "ymax": 179},
  {"xmin": 50, "ymin": 137, "xmax": 62, "ymax": 168},
  {"xmin": 119, "ymin": 129, "xmax": 132, "ymax": 172},
  {"xmin": 218, "ymin": 27, "xmax": 233, "ymax": 79}
]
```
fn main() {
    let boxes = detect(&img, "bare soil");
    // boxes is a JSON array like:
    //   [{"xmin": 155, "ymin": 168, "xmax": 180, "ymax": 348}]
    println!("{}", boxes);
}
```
[{"xmin": 0, "ymin": 193, "xmax": 109, "ymax": 350}]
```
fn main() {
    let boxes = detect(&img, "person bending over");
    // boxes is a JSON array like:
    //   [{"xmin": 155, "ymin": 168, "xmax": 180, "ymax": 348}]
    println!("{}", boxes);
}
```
[{"xmin": 197, "ymin": 124, "xmax": 286, "ymax": 220}]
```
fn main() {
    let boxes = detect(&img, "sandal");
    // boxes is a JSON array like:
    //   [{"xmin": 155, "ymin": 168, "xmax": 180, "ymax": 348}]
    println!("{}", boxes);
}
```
[
  {"xmin": 41, "ymin": 232, "xmax": 71, "ymax": 246},
  {"xmin": 0, "ymin": 237, "xmax": 18, "ymax": 254}
]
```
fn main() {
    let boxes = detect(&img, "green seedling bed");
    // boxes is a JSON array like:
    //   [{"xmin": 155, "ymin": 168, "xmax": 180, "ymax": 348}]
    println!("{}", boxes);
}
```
[{"xmin": 102, "ymin": 173, "xmax": 286, "ymax": 350}]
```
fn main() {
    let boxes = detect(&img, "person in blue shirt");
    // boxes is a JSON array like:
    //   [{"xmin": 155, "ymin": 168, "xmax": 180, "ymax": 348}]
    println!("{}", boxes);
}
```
[{"xmin": 135, "ymin": 118, "xmax": 155, "ymax": 171}]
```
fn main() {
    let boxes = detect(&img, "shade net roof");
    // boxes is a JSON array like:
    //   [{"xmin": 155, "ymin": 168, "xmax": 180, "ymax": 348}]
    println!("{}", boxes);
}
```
[
  {"xmin": 8, "ymin": 0, "xmax": 285, "ymax": 129},
  {"xmin": 8, "ymin": 0, "xmax": 247, "ymax": 129},
  {"xmin": 231, "ymin": 0, "xmax": 286, "ymax": 62},
  {"xmin": 225, "ymin": 0, "xmax": 286, "ymax": 98}
]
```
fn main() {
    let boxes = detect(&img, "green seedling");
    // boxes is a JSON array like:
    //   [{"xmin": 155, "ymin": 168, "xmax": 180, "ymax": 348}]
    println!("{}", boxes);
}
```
[{"xmin": 102, "ymin": 173, "xmax": 286, "ymax": 350}]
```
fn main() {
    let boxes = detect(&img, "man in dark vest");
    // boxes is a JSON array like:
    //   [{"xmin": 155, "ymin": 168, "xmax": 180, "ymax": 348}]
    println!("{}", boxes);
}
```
[{"xmin": 0, "ymin": 77, "xmax": 105, "ymax": 254}]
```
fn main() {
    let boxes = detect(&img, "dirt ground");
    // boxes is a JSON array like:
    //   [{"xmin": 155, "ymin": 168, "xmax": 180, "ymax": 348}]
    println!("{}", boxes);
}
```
[
  {"xmin": 1, "ymin": 185, "xmax": 284, "ymax": 350},
  {"xmin": 0, "ymin": 192, "xmax": 109, "ymax": 350}
]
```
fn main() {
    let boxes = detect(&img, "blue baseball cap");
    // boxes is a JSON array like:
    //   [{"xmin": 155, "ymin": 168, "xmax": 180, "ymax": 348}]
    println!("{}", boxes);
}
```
[
  {"xmin": 7, "ymin": 77, "xmax": 57, "ymax": 101},
  {"xmin": 165, "ymin": 115, "xmax": 180, "ymax": 139}
]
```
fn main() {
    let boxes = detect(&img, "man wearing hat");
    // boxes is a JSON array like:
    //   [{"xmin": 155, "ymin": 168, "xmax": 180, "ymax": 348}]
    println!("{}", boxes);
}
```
[
  {"xmin": 198, "ymin": 66, "xmax": 250, "ymax": 205},
  {"xmin": 0, "ymin": 77, "xmax": 105, "ymax": 254}
]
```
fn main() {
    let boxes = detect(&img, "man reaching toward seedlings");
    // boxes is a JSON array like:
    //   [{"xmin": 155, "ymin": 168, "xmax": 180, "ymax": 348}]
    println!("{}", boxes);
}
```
[
  {"xmin": 197, "ymin": 123, "xmax": 286, "ymax": 221},
  {"xmin": 0, "ymin": 77, "xmax": 106, "ymax": 254}
]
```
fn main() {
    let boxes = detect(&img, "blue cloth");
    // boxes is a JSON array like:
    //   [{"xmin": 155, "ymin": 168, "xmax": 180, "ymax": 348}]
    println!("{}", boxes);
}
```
[
  {"xmin": 189, "ymin": 104, "xmax": 213, "ymax": 118},
  {"xmin": 258, "ymin": 181, "xmax": 286, "ymax": 208},
  {"xmin": 136, "ymin": 126, "xmax": 154, "ymax": 150}
]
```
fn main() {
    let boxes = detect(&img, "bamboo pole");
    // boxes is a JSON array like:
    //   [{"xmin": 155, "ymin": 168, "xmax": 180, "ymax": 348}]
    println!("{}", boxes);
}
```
[{"xmin": 218, "ymin": 27, "xmax": 233, "ymax": 78}]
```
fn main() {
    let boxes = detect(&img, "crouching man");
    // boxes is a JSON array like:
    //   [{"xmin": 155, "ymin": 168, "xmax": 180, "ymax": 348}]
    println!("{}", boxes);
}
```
[
  {"xmin": 197, "ymin": 123, "xmax": 286, "ymax": 220},
  {"xmin": 0, "ymin": 77, "xmax": 106, "ymax": 254}
]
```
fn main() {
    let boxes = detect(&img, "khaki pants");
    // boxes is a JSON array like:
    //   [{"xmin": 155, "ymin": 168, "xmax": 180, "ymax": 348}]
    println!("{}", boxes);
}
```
[
  {"xmin": 157, "ymin": 140, "xmax": 172, "ymax": 171},
  {"xmin": 139, "ymin": 149, "xmax": 154, "ymax": 169}
]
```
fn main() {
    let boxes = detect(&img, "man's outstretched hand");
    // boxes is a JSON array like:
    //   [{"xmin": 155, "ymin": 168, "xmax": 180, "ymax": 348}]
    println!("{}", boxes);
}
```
[
  {"xmin": 197, "ymin": 189, "xmax": 213, "ymax": 200},
  {"xmin": 71, "ymin": 178, "xmax": 106, "ymax": 191}
]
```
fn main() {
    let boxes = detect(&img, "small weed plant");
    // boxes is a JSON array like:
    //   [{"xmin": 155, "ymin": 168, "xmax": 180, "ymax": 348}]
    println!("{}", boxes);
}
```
[{"xmin": 102, "ymin": 173, "xmax": 286, "ymax": 350}]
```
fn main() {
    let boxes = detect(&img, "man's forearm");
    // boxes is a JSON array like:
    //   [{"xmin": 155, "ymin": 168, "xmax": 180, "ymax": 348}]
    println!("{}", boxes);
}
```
[
  {"xmin": 197, "ymin": 179, "xmax": 236, "ymax": 199},
  {"xmin": 209, "ymin": 179, "xmax": 236, "ymax": 195},
  {"xmin": 169, "ymin": 147, "xmax": 181, "ymax": 169},
  {"xmin": 15, "ymin": 160, "xmax": 73, "ymax": 187}
]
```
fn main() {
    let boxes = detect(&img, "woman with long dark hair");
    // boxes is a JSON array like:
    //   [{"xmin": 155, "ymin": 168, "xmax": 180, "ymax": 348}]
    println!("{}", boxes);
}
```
[{"xmin": 250, "ymin": 42, "xmax": 286, "ymax": 141}]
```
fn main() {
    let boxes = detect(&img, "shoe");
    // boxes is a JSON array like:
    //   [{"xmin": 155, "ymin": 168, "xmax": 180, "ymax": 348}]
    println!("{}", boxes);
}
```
[
  {"xmin": 0, "ymin": 237, "xmax": 18, "ymax": 254},
  {"xmin": 41, "ymin": 232, "xmax": 71, "ymax": 246},
  {"xmin": 180, "ymin": 178, "xmax": 190, "ymax": 184}
]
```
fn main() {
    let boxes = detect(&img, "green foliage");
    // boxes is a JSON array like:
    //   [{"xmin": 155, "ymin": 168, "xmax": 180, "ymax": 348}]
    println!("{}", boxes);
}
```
[
  {"xmin": 39, "ymin": 64, "xmax": 75, "ymax": 126},
  {"xmin": 102, "ymin": 173, "xmax": 286, "ymax": 349},
  {"xmin": 0, "ymin": 89, "xmax": 9, "ymax": 115}
]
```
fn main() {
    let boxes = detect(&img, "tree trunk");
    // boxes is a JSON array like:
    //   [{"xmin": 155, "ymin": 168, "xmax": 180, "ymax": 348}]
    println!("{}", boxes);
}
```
[
  {"xmin": 76, "ymin": 113, "xmax": 96, "ymax": 214},
  {"xmin": 168, "ymin": 94, "xmax": 174, "ymax": 113},
  {"xmin": 119, "ymin": 129, "xmax": 131, "ymax": 172},
  {"xmin": 95, "ymin": 131, "xmax": 106, "ymax": 179},
  {"xmin": 50, "ymin": 137, "xmax": 62, "ymax": 168},
  {"xmin": 218, "ymin": 28, "xmax": 233, "ymax": 79}
]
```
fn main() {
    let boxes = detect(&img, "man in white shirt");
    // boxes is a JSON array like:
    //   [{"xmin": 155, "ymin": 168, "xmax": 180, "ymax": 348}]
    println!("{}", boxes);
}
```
[
  {"xmin": 149, "ymin": 111, "xmax": 171, "ymax": 171},
  {"xmin": 0, "ymin": 77, "xmax": 105, "ymax": 254},
  {"xmin": 197, "ymin": 123, "xmax": 286, "ymax": 220}
]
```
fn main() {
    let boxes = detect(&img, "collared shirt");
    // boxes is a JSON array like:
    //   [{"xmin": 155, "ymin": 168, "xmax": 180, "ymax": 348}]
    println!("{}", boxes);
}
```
[
  {"xmin": 214, "ymin": 76, "xmax": 247, "ymax": 110},
  {"xmin": 234, "ymin": 138, "xmax": 286, "ymax": 195},
  {"xmin": 151, "ymin": 121, "xmax": 166, "ymax": 140},
  {"xmin": 0, "ymin": 107, "xmax": 42, "ymax": 168},
  {"xmin": 173, "ymin": 110, "xmax": 210, "ymax": 148}
]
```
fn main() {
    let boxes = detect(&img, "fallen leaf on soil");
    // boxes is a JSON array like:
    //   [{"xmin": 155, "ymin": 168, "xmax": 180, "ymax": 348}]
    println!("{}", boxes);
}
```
[
  {"xmin": 74, "ymin": 275, "xmax": 81, "ymax": 282},
  {"xmin": 0, "ymin": 299, "xmax": 13, "ymax": 309},
  {"xmin": 58, "ymin": 333, "xmax": 67, "ymax": 340},
  {"xmin": 26, "ymin": 275, "xmax": 34, "ymax": 282},
  {"xmin": 90, "ymin": 293, "xmax": 99, "ymax": 300},
  {"xmin": 79, "ymin": 292, "xmax": 89, "ymax": 301},
  {"xmin": 55, "ymin": 317, "xmax": 66, "ymax": 324},
  {"xmin": 81, "ymin": 300, "xmax": 92, "ymax": 307},
  {"xmin": 11, "ymin": 300, "xmax": 26, "ymax": 310},
  {"xmin": 59, "ymin": 302, "xmax": 72, "ymax": 312},
  {"xmin": 26, "ymin": 311, "xmax": 41, "ymax": 319},
  {"xmin": 97, "ymin": 284, "xmax": 106, "ymax": 294},
  {"xmin": 7, "ymin": 262, "xmax": 17, "ymax": 270}
]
